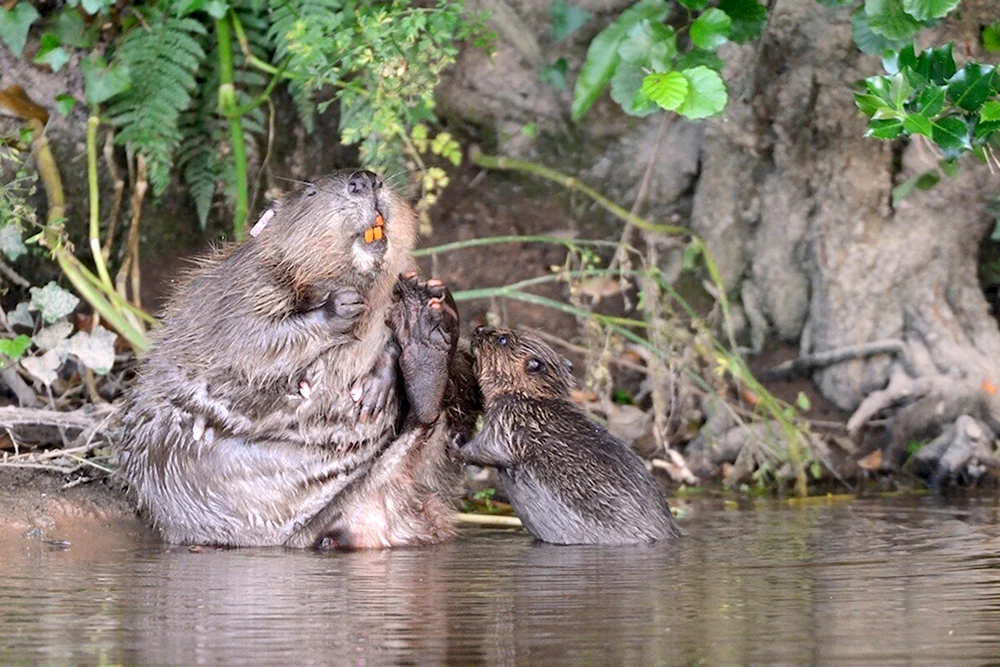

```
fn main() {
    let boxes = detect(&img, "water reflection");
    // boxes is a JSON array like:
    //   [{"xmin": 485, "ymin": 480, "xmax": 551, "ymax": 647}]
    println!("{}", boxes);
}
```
[{"xmin": 1, "ymin": 496, "xmax": 998, "ymax": 665}]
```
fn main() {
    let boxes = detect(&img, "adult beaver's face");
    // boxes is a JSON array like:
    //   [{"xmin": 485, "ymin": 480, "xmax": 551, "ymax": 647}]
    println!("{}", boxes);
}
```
[
  {"xmin": 471, "ymin": 327, "xmax": 575, "ymax": 405},
  {"xmin": 250, "ymin": 169, "xmax": 417, "ymax": 284}
]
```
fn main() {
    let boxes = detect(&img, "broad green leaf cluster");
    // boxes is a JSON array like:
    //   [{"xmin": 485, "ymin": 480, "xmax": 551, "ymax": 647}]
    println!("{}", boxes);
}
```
[
  {"xmin": 855, "ymin": 43, "xmax": 1000, "ymax": 162},
  {"xmin": 0, "ymin": 0, "xmax": 477, "ymax": 230},
  {"xmin": 570, "ymin": 0, "xmax": 762, "ymax": 121}
]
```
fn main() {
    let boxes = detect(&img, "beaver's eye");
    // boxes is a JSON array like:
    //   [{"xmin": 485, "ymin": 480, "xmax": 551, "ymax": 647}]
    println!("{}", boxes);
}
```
[
  {"xmin": 526, "ymin": 358, "xmax": 545, "ymax": 374},
  {"xmin": 497, "ymin": 335, "xmax": 508, "ymax": 346},
  {"xmin": 306, "ymin": 188, "xmax": 317, "ymax": 197}
]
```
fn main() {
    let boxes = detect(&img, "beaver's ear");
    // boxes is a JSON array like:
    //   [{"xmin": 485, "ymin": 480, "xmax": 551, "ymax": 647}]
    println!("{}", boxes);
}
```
[{"xmin": 249, "ymin": 206, "xmax": 276, "ymax": 238}]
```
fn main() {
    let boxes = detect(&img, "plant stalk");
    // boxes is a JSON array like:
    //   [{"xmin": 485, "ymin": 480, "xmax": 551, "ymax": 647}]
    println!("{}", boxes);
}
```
[{"xmin": 217, "ymin": 16, "xmax": 249, "ymax": 239}]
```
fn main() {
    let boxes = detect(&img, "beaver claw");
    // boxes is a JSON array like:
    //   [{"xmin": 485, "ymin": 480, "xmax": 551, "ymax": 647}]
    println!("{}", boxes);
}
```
[
  {"xmin": 351, "ymin": 343, "xmax": 399, "ymax": 423},
  {"xmin": 389, "ymin": 273, "xmax": 459, "ymax": 425}
]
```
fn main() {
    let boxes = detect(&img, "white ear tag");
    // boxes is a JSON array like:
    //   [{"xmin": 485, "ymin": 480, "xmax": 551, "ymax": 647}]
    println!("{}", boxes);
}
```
[{"xmin": 249, "ymin": 208, "xmax": 275, "ymax": 238}]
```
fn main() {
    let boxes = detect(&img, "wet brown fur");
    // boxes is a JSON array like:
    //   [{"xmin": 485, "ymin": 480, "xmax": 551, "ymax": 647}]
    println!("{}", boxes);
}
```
[
  {"xmin": 456, "ymin": 328, "xmax": 681, "ymax": 545},
  {"xmin": 117, "ymin": 170, "xmax": 479, "ymax": 548}
]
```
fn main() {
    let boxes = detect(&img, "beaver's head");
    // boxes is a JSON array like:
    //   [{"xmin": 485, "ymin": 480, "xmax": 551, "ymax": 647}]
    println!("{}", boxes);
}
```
[
  {"xmin": 248, "ymin": 169, "xmax": 417, "ymax": 289},
  {"xmin": 471, "ymin": 327, "xmax": 575, "ymax": 406}
]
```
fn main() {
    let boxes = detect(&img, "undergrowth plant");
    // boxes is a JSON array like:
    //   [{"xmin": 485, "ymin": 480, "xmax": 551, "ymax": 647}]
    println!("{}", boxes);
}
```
[{"xmin": 0, "ymin": 0, "xmax": 480, "ymax": 236}]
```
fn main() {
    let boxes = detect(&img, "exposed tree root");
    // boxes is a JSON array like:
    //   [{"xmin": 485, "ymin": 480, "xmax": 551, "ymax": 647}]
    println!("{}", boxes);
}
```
[{"xmin": 763, "ymin": 339, "xmax": 912, "ymax": 382}]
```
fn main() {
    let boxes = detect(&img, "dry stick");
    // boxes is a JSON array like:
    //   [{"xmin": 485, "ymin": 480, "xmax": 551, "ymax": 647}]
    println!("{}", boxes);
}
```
[
  {"xmin": 761, "ymin": 339, "xmax": 910, "ymax": 381},
  {"xmin": 610, "ymin": 113, "xmax": 676, "ymax": 273},
  {"xmin": 454, "ymin": 513, "xmax": 523, "ymax": 528},
  {"xmin": 101, "ymin": 130, "xmax": 125, "ymax": 261},
  {"xmin": 0, "ymin": 257, "xmax": 30, "ymax": 288},
  {"xmin": 0, "ymin": 406, "xmax": 97, "ymax": 431}
]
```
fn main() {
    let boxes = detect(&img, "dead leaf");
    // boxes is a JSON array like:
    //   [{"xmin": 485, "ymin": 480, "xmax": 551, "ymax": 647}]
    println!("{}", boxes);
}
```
[{"xmin": 857, "ymin": 449, "xmax": 883, "ymax": 471}]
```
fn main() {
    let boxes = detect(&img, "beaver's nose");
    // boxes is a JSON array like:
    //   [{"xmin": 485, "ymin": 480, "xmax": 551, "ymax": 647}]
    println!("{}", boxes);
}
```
[{"xmin": 347, "ymin": 170, "xmax": 382, "ymax": 196}]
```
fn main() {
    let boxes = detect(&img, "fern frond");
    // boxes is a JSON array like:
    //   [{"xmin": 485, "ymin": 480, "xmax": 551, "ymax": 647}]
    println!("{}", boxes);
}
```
[{"xmin": 107, "ymin": 10, "xmax": 208, "ymax": 195}]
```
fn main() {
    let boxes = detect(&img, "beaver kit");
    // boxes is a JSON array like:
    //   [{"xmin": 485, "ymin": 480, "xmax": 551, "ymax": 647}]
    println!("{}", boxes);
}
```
[
  {"xmin": 117, "ymin": 170, "xmax": 479, "ymax": 549},
  {"xmin": 454, "ymin": 327, "xmax": 681, "ymax": 545}
]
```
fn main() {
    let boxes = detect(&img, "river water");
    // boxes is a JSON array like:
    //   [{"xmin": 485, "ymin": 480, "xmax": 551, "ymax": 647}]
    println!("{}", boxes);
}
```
[{"xmin": 1, "ymin": 495, "xmax": 998, "ymax": 665}]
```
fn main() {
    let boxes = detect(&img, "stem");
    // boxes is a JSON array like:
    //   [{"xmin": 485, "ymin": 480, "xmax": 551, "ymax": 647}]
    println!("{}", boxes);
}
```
[
  {"xmin": 56, "ymin": 253, "xmax": 149, "ymax": 352},
  {"xmin": 79, "ymin": 263, "xmax": 158, "ymax": 326},
  {"xmin": 86, "ymin": 114, "xmax": 114, "ymax": 293},
  {"xmin": 217, "ymin": 16, "xmax": 249, "ymax": 239},
  {"xmin": 414, "ymin": 235, "xmax": 636, "ymax": 258},
  {"xmin": 469, "ymin": 148, "xmax": 689, "ymax": 236}
]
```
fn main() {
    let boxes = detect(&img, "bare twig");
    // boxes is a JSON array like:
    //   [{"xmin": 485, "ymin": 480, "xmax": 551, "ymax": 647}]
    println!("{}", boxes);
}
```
[{"xmin": 762, "ymin": 339, "xmax": 911, "ymax": 381}]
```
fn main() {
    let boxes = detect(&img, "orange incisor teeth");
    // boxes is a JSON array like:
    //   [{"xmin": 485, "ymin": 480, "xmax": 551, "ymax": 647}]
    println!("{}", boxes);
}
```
[
  {"xmin": 372, "ymin": 226, "xmax": 383, "ymax": 241},
  {"xmin": 364, "ymin": 228, "xmax": 375, "ymax": 243},
  {"xmin": 375, "ymin": 212, "xmax": 385, "ymax": 227}
]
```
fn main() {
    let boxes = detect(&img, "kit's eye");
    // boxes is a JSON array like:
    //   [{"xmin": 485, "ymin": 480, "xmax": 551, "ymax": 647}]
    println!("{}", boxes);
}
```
[
  {"xmin": 526, "ymin": 358, "xmax": 545, "ymax": 374},
  {"xmin": 306, "ymin": 188, "xmax": 317, "ymax": 197},
  {"xmin": 497, "ymin": 335, "xmax": 509, "ymax": 346}
]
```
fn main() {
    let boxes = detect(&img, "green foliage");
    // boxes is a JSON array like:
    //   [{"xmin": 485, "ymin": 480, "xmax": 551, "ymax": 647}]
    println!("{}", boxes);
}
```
[
  {"xmin": 105, "ymin": 10, "xmax": 208, "ymax": 196},
  {"xmin": 984, "ymin": 20, "xmax": 1000, "ymax": 52},
  {"xmin": 855, "ymin": 43, "xmax": 1000, "ymax": 161},
  {"xmin": 551, "ymin": 0, "xmax": 591, "ymax": 41},
  {"xmin": 0, "ymin": 335, "xmax": 32, "ymax": 364},
  {"xmin": 0, "ymin": 2, "xmax": 39, "ymax": 57}
]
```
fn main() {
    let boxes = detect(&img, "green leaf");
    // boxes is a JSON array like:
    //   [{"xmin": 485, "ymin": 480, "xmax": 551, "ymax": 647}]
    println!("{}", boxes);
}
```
[
  {"xmin": 902, "ymin": 113, "xmax": 932, "ymax": 137},
  {"xmin": 982, "ymin": 100, "xmax": 1000, "ymax": 123},
  {"xmin": 55, "ymin": 94, "xmax": 77, "ymax": 116},
  {"xmin": 678, "ymin": 0, "xmax": 709, "ymax": 9},
  {"xmin": 690, "ymin": 8, "xmax": 731, "ymax": 50},
  {"xmin": 617, "ymin": 21, "xmax": 675, "ymax": 70},
  {"xmin": 984, "ymin": 21, "xmax": 1000, "ymax": 53},
  {"xmin": 540, "ymin": 58, "xmax": 569, "ymax": 90},
  {"xmin": 914, "ymin": 85, "xmax": 945, "ymax": 117},
  {"xmin": 887, "ymin": 71, "xmax": 911, "ymax": 108},
  {"xmin": 0, "ymin": 335, "xmax": 32, "ymax": 363},
  {"xmin": 551, "ymin": 0, "xmax": 592, "ymax": 41},
  {"xmin": 938, "ymin": 158, "xmax": 959, "ymax": 177},
  {"xmin": 0, "ymin": 2, "xmax": 40, "ymax": 57},
  {"xmin": 30, "ymin": 282, "xmax": 80, "ymax": 324},
  {"xmin": 717, "ymin": 0, "xmax": 767, "ymax": 44},
  {"xmin": 81, "ymin": 55, "xmax": 131, "ymax": 106},
  {"xmin": 851, "ymin": 8, "xmax": 906, "ymax": 55},
  {"xmin": 892, "ymin": 169, "xmax": 940, "ymax": 205},
  {"xmin": 855, "ymin": 93, "xmax": 888, "ymax": 117},
  {"xmin": 900, "ymin": 0, "xmax": 958, "ymax": 21},
  {"xmin": 612, "ymin": 65, "xmax": 660, "ymax": 116},
  {"xmin": 80, "ymin": 0, "xmax": 113, "ymax": 15},
  {"xmin": 864, "ymin": 0, "xmax": 922, "ymax": 42},
  {"xmin": 641, "ymin": 71, "xmax": 689, "ymax": 111},
  {"xmin": 34, "ymin": 34, "xmax": 70, "ymax": 72},
  {"xmin": 930, "ymin": 116, "xmax": 970, "ymax": 152},
  {"xmin": 52, "ymin": 7, "xmax": 96, "ymax": 48},
  {"xmin": 912, "ymin": 43, "xmax": 956, "ymax": 84},
  {"xmin": 795, "ymin": 392, "xmax": 811, "ymax": 411},
  {"xmin": 571, "ymin": 0, "xmax": 671, "ymax": 122},
  {"xmin": 866, "ymin": 117, "xmax": 905, "ymax": 139},
  {"xmin": 946, "ymin": 64, "xmax": 1000, "ymax": 112},
  {"xmin": 674, "ymin": 48, "xmax": 725, "ymax": 72},
  {"xmin": 205, "ymin": 0, "xmax": 229, "ymax": 19},
  {"xmin": 677, "ymin": 65, "xmax": 728, "ymax": 119}
]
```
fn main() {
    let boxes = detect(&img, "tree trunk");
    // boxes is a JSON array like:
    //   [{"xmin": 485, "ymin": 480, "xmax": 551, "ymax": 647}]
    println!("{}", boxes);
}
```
[{"xmin": 691, "ymin": 0, "xmax": 1000, "ymax": 479}]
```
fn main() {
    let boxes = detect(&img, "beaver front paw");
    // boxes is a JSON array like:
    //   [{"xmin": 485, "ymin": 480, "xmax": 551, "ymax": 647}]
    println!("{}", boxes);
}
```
[
  {"xmin": 350, "ymin": 342, "xmax": 400, "ymax": 423},
  {"xmin": 389, "ymin": 273, "xmax": 459, "ymax": 425},
  {"xmin": 322, "ymin": 287, "xmax": 367, "ymax": 335}
]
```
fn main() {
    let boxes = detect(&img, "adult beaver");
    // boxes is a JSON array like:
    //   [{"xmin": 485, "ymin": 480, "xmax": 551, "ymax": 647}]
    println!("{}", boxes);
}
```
[
  {"xmin": 454, "ymin": 327, "xmax": 681, "ymax": 545},
  {"xmin": 117, "ymin": 170, "xmax": 479, "ymax": 548}
]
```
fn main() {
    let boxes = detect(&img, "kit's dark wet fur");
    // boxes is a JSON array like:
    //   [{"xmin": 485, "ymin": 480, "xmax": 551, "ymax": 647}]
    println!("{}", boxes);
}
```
[
  {"xmin": 117, "ymin": 170, "xmax": 480, "ymax": 548},
  {"xmin": 455, "ymin": 327, "xmax": 681, "ymax": 545}
]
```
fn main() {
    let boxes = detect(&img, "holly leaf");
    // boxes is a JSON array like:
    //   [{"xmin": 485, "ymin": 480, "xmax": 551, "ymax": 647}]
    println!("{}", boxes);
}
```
[
  {"xmin": 81, "ymin": 55, "xmax": 131, "ymax": 106},
  {"xmin": 690, "ymin": 8, "xmax": 731, "ymax": 50},
  {"xmin": 982, "ymin": 101, "xmax": 1000, "ymax": 123},
  {"xmin": 946, "ymin": 64, "xmax": 1000, "ymax": 112},
  {"xmin": 717, "ymin": 0, "xmax": 767, "ymax": 44},
  {"xmin": 984, "ymin": 21, "xmax": 1000, "ymax": 53},
  {"xmin": 677, "ymin": 66, "xmax": 728, "ymax": 119},
  {"xmin": 864, "ymin": 0, "xmax": 922, "ymax": 42},
  {"xmin": 30, "ymin": 282, "xmax": 80, "ymax": 324},
  {"xmin": 930, "ymin": 116, "xmax": 970, "ymax": 153},
  {"xmin": 900, "ymin": 0, "xmax": 958, "ymax": 21},
  {"xmin": 0, "ymin": 2, "xmax": 40, "ymax": 57},
  {"xmin": 640, "ymin": 71, "xmax": 689, "ymax": 111},
  {"xmin": 551, "ymin": 0, "xmax": 591, "ymax": 41},
  {"xmin": 571, "ymin": 0, "xmax": 671, "ymax": 121},
  {"xmin": 866, "ymin": 117, "xmax": 905, "ymax": 139},
  {"xmin": 912, "ymin": 43, "xmax": 956, "ymax": 84},
  {"xmin": 902, "ymin": 113, "xmax": 932, "ymax": 137},
  {"xmin": 0, "ymin": 335, "xmax": 32, "ymax": 363},
  {"xmin": 914, "ymin": 85, "xmax": 945, "ymax": 117}
]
